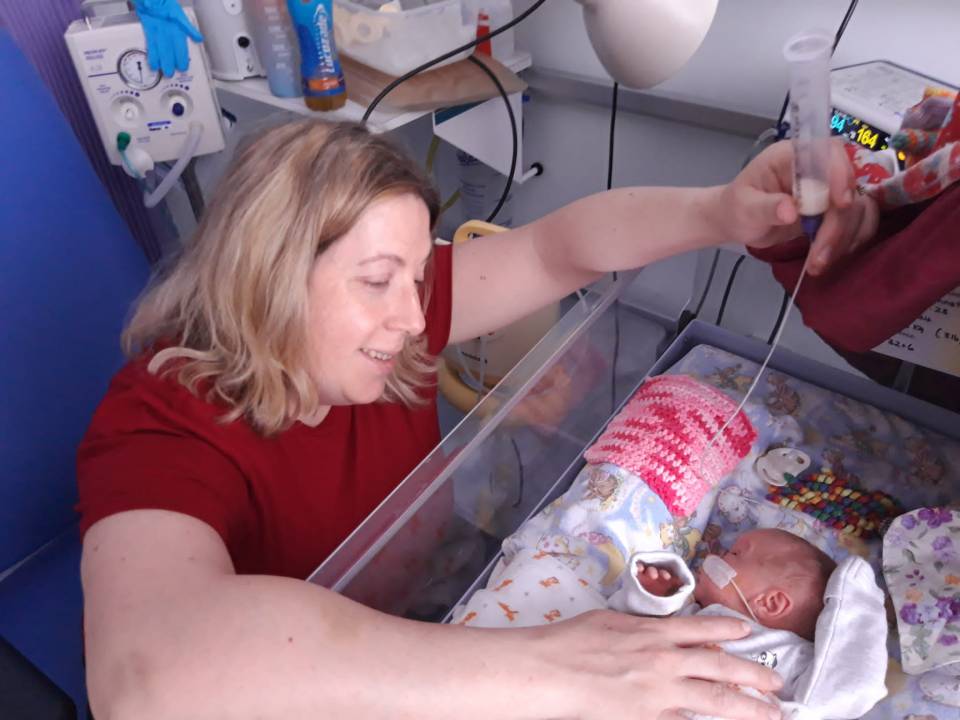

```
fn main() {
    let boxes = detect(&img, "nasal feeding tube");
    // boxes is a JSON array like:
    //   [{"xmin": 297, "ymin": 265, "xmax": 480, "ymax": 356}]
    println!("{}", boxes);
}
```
[
  {"xmin": 784, "ymin": 30, "xmax": 833, "ymax": 240},
  {"xmin": 702, "ymin": 555, "xmax": 759, "ymax": 624}
]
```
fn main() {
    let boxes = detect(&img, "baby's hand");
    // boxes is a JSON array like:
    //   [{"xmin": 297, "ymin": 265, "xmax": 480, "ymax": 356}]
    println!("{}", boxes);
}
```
[{"xmin": 635, "ymin": 563, "xmax": 684, "ymax": 596}]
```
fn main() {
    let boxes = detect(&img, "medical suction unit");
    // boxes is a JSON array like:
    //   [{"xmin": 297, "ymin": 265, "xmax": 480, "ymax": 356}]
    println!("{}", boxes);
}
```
[{"xmin": 785, "ymin": 30, "xmax": 833, "ymax": 240}]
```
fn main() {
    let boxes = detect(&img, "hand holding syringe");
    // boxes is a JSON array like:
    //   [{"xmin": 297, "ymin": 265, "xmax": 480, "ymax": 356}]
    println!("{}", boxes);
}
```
[{"xmin": 714, "ymin": 30, "xmax": 879, "ymax": 276}]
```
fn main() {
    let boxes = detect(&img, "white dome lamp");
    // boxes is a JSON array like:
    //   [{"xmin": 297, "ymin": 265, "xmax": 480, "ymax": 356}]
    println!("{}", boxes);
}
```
[{"xmin": 575, "ymin": 0, "xmax": 719, "ymax": 89}]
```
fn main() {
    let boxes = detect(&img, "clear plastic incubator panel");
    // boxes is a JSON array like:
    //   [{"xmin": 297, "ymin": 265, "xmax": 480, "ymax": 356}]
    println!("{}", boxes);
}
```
[{"xmin": 308, "ymin": 276, "xmax": 669, "ymax": 621}]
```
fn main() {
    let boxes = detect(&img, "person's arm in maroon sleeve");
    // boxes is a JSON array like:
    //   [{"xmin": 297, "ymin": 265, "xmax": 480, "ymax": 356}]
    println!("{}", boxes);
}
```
[{"xmin": 750, "ymin": 183, "xmax": 960, "ymax": 353}]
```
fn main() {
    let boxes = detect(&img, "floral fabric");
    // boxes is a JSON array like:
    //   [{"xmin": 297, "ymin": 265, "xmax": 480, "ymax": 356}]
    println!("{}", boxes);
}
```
[{"xmin": 884, "ymin": 507, "xmax": 960, "ymax": 700}]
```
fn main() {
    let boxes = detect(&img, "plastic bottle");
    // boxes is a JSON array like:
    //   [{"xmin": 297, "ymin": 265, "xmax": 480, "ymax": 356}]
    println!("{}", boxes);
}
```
[
  {"xmin": 472, "ymin": 0, "xmax": 515, "ymax": 62},
  {"xmin": 286, "ymin": 0, "xmax": 347, "ymax": 111},
  {"xmin": 245, "ymin": 0, "xmax": 302, "ymax": 98}
]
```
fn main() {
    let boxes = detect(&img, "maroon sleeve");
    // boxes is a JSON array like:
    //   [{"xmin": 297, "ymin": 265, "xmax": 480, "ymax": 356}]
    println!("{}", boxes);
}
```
[
  {"xmin": 76, "ymin": 363, "xmax": 256, "ymax": 552},
  {"xmin": 425, "ymin": 242, "xmax": 453, "ymax": 355},
  {"xmin": 749, "ymin": 184, "xmax": 960, "ymax": 353}
]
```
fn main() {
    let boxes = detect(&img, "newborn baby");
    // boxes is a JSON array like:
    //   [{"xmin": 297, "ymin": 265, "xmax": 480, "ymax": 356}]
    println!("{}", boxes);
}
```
[
  {"xmin": 624, "ymin": 528, "xmax": 836, "ymax": 645},
  {"xmin": 452, "ymin": 374, "xmax": 889, "ymax": 718}
]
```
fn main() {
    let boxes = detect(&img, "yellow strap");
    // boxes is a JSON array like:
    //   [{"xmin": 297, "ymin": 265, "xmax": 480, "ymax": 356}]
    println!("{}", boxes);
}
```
[{"xmin": 452, "ymin": 219, "xmax": 507, "ymax": 244}]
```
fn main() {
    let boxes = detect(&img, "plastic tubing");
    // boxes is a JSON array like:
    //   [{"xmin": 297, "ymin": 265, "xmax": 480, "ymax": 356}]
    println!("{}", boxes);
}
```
[{"xmin": 143, "ymin": 121, "xmax": 204, "ymax": 209}]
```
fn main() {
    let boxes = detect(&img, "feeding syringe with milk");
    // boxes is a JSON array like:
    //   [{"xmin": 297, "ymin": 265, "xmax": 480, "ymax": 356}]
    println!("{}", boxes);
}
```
[{"xmin": 785, "ymin": 30, "xmax": 834, "ymax": 240}]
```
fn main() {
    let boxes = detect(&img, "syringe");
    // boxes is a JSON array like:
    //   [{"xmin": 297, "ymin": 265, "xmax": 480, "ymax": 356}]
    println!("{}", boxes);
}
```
[{"xmin": 784, "ymin": 30, "xmax": 833, "ymax": 240}]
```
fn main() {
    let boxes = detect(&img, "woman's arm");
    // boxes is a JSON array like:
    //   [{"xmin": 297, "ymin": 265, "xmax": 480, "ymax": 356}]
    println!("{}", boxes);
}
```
[
  {"xmin": 449, "ymin": 141, "xmax": 874, "ymax": 344},
  {"xmin": 84, "ymin": 510, "xmax": 784, "ymax": 720}
]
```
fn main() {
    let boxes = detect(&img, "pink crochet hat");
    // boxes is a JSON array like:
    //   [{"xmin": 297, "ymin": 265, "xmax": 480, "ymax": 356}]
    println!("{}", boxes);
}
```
[{"xmin": 584, "ymin": 375, "xmax": 756, "ymax": 516}]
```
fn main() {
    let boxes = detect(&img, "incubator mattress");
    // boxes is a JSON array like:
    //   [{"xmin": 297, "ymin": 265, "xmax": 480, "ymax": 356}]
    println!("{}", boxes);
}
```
[{"xmin": 663, "ymin": 344, "xmax": 959, "ymax": 719}]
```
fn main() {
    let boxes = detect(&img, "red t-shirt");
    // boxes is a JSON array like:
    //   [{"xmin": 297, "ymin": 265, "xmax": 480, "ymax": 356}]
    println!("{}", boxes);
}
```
[{"xmin": 76, "ymin": 244, "xmax": 453, "ymax": 580}]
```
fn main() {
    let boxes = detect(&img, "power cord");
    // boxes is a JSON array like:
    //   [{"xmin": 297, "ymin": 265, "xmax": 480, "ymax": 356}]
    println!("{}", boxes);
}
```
[
  {"xmin": 607, "ymin": 83, "xmax": 620, "ymax": 192},
  {"xmin": 608, "ymin": 82, "xmax": 621, "ymax": 413},
  {"xmin": 768, "ymin": 290, "xmax": 789, "ymax": 345},
  {"xmin": 466, "ymin": 55, "xmax": 518, "ymax": 223},
  {"xmin": 361, "ymin": 0, "xmax": 546, "ymax": 227},
  {"xmin": 775, "ymin": 0, "xmax": 860, "ymax": 138},
  {"xmin": 361, "ymin": 0, "xmax": 547, "ymax": 123},
  {"xmin": 693, "ymin": 249, "xmax": 721, "ymax": 317},
  {"xmin": 715, "ymin": 255, "xmax": 746, "ymax": 327},
  {"xmin": 360, "ymin": 3, "xmax": 547, "ymax": 226},
  {"xmin": 510, "ymin": 436, "xmax": 525, "ymax": 508}
]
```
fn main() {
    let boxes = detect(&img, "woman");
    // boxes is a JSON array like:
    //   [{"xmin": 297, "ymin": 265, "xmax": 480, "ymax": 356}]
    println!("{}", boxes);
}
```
[{"xmin": 78, "ymin": 120, "xmax": 875, "ymax": 720}]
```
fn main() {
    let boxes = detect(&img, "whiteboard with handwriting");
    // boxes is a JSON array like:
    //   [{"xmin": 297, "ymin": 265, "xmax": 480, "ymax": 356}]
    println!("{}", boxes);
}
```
[{"xmin": 875, "ymin": 288, "xmax": 960, "ymax": 378}]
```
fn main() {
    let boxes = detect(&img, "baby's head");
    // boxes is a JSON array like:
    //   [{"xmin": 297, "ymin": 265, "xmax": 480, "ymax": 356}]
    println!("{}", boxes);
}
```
[{"xmin": 694, "ymin": 528, "xmax": 836, "ymax": 641}]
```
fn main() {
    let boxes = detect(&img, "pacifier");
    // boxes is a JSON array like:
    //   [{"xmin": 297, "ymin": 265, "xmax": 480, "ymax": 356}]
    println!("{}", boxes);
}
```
[
  {"xmin": 702, "ymin": 554, "xmax": 759, "ymax": 623},
  {"xmin": 755, "ymin": 447, "xmax": 811, "ymax": 487}
]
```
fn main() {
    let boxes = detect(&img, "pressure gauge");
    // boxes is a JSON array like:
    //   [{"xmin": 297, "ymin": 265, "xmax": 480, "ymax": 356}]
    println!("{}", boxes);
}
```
[{"xmin": 117, "ymin": 49, "xmax": 160, "ymax": 90}]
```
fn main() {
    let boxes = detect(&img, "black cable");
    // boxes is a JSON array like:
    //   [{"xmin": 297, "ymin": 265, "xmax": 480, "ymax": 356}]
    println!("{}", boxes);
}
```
[
  {"xmin": 775, "ymin": 0, "xmax": 860, "ymax": 138},
  {"xmin": 693, "ymin": 249, "xmax": 721, "ymax": 317},
  {"xmin": 466, "ymin": 55, "xmax": 517, "ymax": 224},
  {"xmin": 832, "ymin": 0, "xmax": 860, "ymax": 53},
  {"xmin": 510, "ymin": 436, "xmax": 525, "ymax": 508},
  {"xmin": 715, "ymin": 255, "xmax": 746, "ymax": 327},
  {"xmin": 607, "ymin": 82, "xmax": 621, "ymax": 413},
  {"xmin": 607, "ymin": 83, "xmax": 619, "ymax": 191},
  {"xmin": 768, "ymin": 290, "xmax": 789, "ymax": 345},
  {"xmin": 181, "ymin": 158, "xmax": 205, "ymax": 221},
  {"xmin": 361, "ymin": 0, "xmax": 549, "ymax": 123}
]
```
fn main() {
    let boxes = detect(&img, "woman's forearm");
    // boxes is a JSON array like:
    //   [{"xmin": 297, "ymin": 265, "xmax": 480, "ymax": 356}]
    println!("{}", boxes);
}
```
[
  {"xmin": 93, "ymin": 574, "xmax": 556, "ymax": 720},
  {"xmin": 532, "ymin": 185, "xmax": 726, "ymax": 277}
]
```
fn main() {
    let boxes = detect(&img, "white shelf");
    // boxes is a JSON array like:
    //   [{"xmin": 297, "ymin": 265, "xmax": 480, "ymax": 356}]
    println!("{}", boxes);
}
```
[{"xmin": 213, "ymin": 51, "xmax": 532, "ymax": 133}]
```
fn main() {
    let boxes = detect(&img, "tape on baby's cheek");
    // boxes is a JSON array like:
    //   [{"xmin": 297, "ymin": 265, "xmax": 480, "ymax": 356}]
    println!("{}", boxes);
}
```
[{"xmin": 702, "ymin": 555, "xmax": 760, "ymax": 624}]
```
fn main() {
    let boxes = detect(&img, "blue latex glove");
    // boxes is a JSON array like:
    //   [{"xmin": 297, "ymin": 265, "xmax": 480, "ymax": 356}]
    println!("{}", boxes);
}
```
[{"xmin": 133, "ymin": 0, "xmax": 204, "ymax": 77}]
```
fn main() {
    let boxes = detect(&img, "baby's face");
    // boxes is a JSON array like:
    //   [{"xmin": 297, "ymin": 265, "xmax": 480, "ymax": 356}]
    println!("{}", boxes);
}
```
[{"xmin": 693, "ymin": 529, "xmax": 821, "ymax": 613}]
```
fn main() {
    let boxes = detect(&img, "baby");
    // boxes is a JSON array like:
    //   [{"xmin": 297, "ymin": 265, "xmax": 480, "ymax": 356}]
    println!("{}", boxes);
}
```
[
  {"xmin": 625, "ymin": 528, "xmax": 835, "ymax": 644},
  {"xmin": 453, "ymin": 375, "xmax": 889, "ymax": 717}
]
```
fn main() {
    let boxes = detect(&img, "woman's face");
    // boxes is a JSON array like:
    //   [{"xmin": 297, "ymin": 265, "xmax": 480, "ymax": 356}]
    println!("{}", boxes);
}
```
[{"xmin": 306, "ymin": 193, "xmax": 432, "ymax": 407}]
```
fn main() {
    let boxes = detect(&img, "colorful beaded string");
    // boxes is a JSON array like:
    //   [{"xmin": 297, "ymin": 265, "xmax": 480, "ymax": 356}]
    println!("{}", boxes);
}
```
[{"xmin": 765, "ymin": 468, "xmax": 902, "ymax": 539}]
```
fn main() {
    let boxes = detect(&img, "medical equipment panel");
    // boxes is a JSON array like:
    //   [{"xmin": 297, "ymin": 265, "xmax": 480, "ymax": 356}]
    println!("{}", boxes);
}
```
[
  {"xmin": 65, "ymin": 11, "xmax": 225, "ymax": 168},
  {"xmin": 830, "ymin": 60, "xmax": 958, "ymax": 167}
]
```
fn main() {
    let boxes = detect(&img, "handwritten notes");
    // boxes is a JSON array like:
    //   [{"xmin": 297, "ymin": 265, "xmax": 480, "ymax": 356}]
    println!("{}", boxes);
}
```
[{"xmin": 875, "ymin": 288, "xmax": 960, "ymax": 378}]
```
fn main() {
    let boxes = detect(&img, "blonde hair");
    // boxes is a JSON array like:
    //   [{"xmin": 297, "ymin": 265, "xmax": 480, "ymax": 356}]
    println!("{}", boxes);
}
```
[{"xmin": 123, "ymin": 120, "xmax": 441, "ymax": 435}]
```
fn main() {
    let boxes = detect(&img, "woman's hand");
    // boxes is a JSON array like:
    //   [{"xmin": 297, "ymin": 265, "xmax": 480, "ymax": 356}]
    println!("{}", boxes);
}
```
[
  {"xmin": 527, "ymin": 609, "xmax": 783, "ymax": 720},
  {"xmin": 715, "ymin": 140, "xmax": 880, "ymax": 275}
]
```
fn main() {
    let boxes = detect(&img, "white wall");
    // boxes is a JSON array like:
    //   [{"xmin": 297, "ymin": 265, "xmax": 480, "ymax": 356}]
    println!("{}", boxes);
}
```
[{"xmin": 515, "ymin": 0, "xmax": 960, "ymax": 117}]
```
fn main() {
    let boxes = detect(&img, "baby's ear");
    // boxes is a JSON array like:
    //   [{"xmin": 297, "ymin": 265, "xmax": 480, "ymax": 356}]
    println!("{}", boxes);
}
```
[{"xmin": 755, "ymin": 588, "xmax": 793, "ymax": 621}]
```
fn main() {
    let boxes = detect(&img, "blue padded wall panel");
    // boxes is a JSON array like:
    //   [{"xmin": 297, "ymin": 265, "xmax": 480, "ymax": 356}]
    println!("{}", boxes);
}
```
[
  {"xmin": 0, "ymin": 532, "xmax": 85, "ymax": 715},
  {"xmin": 0, "ymin": 28, "xmax": 150, "ymax": 570}
]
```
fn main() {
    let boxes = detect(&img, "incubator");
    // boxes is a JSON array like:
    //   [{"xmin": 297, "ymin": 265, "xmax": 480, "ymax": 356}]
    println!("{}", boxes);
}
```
[{"xmin": 309, "ymin": 269, "xmax": 960, "ymax": 714}]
